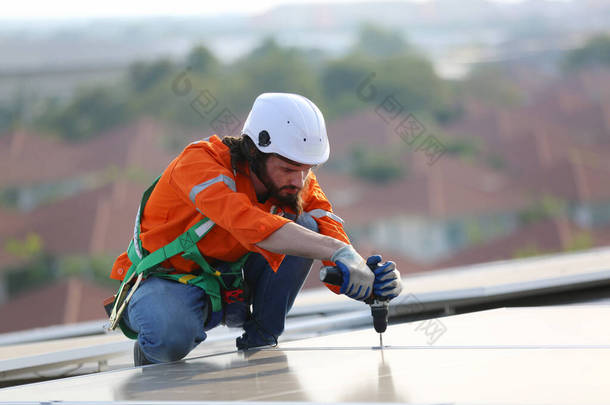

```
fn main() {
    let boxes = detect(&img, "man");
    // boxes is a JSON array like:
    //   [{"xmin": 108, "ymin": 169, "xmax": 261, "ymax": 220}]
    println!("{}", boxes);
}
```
[{"xmin": 108, "ymin": 92, "xmax": 402, "ymax": 366}]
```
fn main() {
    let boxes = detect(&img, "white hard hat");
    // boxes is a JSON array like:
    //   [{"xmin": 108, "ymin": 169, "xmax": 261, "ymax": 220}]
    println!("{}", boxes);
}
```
[{"xmin": 242, "ymin": 93, "xmax": 330, "ymax": 165}]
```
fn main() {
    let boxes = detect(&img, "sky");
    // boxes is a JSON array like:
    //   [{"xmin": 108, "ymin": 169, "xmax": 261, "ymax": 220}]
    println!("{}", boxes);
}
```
[{"xmin": 2, "ymin": 0, "xmax": 533, "ymax": 20}]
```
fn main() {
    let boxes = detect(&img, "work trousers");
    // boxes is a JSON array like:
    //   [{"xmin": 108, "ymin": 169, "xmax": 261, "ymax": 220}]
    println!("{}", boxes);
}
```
[{"xmin": 123, "ymin": 212, "xmax": 318, "ymax": 363}]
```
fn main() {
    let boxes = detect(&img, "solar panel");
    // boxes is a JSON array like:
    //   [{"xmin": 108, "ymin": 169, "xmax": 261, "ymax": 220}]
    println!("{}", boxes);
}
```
[
  {"xmin": 1, "ymin": 304, "xmax": 609, "ymax": 404},
  {"xmin": 2, "ymin": 247, "xmax": 610, "ymax": 402}
]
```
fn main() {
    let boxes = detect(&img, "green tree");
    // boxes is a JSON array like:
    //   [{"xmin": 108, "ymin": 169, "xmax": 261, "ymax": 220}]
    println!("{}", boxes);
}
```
[
  {"xmin": 224, "ymin": 37, "xmax": 323, "ymax": 115},
  {"xmin": 350, "ymin": 144, "xmax": 405, "ymax": 183},
  {"xmin": 0, "ymin": 94, "xmax": 26, "ymax": 134},
  {"xmin": 459, "ymin": 65, "xmax": 523, "ymax": 107},
  {"xmin": 4, "ymin": 251, "xmax": 55, "ymax": 297},
  {"xmin": 3, "ymin": 251, "xmax": 117, "ymax": 298},
  {"xmin": 565, "ymin": 230, "xmax": 594, "ymax": 252},
  {"xmin": 128, "ymin": 46, "xmax": 224, "ymax": 129},
  {"xmin": 373, "ymin": 54, "xmax": 446, "ymax": 113},
  {"xmin": 186, "ymin": 45, "xmax": 221, "ymax": 75},
  {"xmin": 465, "ymin": 219, "xmax": 483, "ymax": 245},
  {"xmin": 36, "ymin": 86, "xmax": 128, "ymax": 141},
  {"xmin": 513, "ymin": 243, "xmax": 547, "ymax": 259},
  {"xmin": 440, "ymin": 135, "xmax": 482, "ymax": 161},
  {"xmin": 352, "ymin": 23, "xmax": 411, "ymax": 59},
  {"xmin": 321, "ymin": 50, "xmax": 446, "ymax": 119},
  {"xmin": 518, "ymin": 195, "xmax": 567, "ymax": 226},
  {"xmin": 320, "ymin": 55, "xmax": 375, "ymax": 118},
  {"xmin": 128, "ymin": 59, "xmax": 176, "ymax": 93},
  {"xmin": 4, "ymin": 233, "xmax": 44, "ymax": 260},
  {"xmin": 0, "ymin": 186, "xmax": 19, "ymax": 208},
  {"xmin": 58, "ymin": 254, "xmax": 117, "ymax": 288},
  {"xmin": 563, "ymin": 34, "xmax": 610, "ymax": 72}
]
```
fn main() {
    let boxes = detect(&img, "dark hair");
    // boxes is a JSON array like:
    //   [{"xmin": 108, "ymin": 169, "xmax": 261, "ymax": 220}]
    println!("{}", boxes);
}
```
[
  {"xmin": 222, "ymin": 134, "xmax": 307, "ymax": 215},
  {"xmin": 222, "ymin": 135, "xmax": 269, "ymax": 177}
]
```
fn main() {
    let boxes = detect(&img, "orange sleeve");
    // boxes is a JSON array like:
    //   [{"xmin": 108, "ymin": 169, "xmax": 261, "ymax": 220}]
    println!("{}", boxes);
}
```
[
  {"xmin": 167, "ymin": 141, "xmax": 291, "ymax": 271},
  {"xmin": 110, "ymin": 252, "xmax": 132, "ymax": 281},
  {"xmin": 303, "ymin": 172, "xmax": 350, "ymax": 294}
]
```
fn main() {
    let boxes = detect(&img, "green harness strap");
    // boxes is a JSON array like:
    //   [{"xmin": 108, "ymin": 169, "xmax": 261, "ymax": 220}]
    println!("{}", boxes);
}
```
[{"xmin": 108, "ymin": 176, "xmax": 249, "ymax": 339}]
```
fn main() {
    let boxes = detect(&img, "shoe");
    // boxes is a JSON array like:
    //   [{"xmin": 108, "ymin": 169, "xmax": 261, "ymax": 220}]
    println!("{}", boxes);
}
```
[
  {"xmin": 235, "ymin": 331, "xmax": 277, "ymax": 351},
  {"xmin": 133, "ymin": 341, "xmax": 154, "ymax": 366},
  {"xmin": 236, "ymin": 335, "xmax": 262, "ymax": 351}
]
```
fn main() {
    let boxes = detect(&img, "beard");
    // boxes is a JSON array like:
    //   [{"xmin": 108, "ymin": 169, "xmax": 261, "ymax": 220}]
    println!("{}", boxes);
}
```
[{"xmin": 257, "ymin": 164, "xmax": 304, "ymax": 216}]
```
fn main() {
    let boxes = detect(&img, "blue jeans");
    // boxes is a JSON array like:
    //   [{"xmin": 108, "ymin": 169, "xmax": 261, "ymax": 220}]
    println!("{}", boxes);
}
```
[{"xmin": 124, "ymin": 212, "xmax": 318, "ymax": 363}]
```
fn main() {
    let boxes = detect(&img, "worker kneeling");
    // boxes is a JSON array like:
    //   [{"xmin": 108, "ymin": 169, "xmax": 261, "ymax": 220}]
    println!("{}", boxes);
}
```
[{"xmin": 106, "ymin": 93, "xmax": 403, "ymax": 366}]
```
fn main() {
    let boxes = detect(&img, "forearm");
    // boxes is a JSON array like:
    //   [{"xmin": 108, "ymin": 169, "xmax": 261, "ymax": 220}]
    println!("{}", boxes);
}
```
[{"xmin": 256, "ymin": 222, "xmax": 347, "ymax": 261}]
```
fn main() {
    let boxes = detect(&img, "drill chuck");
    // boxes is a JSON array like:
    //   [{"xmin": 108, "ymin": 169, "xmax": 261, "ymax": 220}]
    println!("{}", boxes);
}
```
[
  {"xmin": 370, "ymin": 299, "xmax": 389, "ymax": 333},
  {"xmin": 320, "ymin": 265, "xmax": 390, "ymax": 334}
]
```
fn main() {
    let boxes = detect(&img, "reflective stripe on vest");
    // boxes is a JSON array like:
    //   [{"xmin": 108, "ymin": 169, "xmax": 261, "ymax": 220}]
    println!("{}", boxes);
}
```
[
  {"xmin": 189, "ymin": 174, "xmax": 236, "ymax": 205},
  {"xmin": 307, "ymin": 208, "xmax": 344, "ymax": 225}
]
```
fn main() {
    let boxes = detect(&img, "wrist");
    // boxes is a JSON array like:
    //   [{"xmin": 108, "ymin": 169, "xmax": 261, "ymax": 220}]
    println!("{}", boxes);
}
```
[
  {"xmin": 328, "ymin": 241, "xmax": 350, "ymax": 262},
  {"xmin": 330, "ymin": 244, "xmax": 352, "ymax": 262}
]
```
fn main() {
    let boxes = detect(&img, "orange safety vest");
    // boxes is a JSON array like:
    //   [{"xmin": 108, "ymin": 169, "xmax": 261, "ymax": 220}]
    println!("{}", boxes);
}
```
[{"xmin": 110, "ymin": 135, "xmax": 349, "ymax": 292}]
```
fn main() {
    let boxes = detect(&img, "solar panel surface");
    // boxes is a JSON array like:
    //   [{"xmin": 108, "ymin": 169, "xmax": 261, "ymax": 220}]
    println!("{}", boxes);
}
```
[{"xmin": 1, "ymin": 305, "xmax": 609, "ymax": 404}]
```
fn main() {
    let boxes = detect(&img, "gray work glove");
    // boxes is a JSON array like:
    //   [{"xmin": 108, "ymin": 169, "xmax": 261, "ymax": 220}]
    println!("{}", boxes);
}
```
[{"xmin": 332, "ymin": 245, "xmax": 374, "ymax": 301}]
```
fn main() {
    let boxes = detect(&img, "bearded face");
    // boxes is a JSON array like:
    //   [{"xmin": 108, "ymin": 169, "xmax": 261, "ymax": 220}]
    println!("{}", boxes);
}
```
[{"xmin": 257, "ymin": 155, "xmax": 312, "ymax": 214}]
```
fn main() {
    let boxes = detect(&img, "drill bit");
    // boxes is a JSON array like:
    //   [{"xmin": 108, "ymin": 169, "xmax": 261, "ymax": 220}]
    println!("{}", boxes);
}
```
[{"xmin": 379, "ymin": 333, "xmax": 383, "ymax": 348}]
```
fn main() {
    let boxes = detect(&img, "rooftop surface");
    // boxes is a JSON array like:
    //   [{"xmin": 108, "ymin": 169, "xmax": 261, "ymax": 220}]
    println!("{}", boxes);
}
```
[
  {"xmin": 1, "ymin": 304, "xmax": 609, "ymax": 403},
  {"xmin": 1, "ymin": 247, "xmax": 609, "ymax": 403}
]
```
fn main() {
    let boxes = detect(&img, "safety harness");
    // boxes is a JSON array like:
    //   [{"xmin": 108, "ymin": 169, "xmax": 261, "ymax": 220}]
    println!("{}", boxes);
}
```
[{"xmin": 107, "ymin": 176, "xmax": 249, "ymax": 339}]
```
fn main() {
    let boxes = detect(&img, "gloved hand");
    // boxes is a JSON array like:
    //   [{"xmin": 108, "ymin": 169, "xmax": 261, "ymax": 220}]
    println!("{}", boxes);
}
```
[
  {"xmin": 367, "ymin": 255, "xmax": 402, "ymax": 300},
  {"xmin": 332, "ymin": 245, "xmax": 374, "ymax": 301}
]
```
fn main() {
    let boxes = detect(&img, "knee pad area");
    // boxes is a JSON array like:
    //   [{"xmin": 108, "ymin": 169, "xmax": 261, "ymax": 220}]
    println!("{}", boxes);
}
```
[{"xmin": 139, "ymin": 319, "xmax": 206, "ymax": 363}]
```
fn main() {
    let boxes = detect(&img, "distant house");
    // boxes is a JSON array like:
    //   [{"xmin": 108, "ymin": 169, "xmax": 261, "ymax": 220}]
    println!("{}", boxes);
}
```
[
  {"xmin": 0, "ymin": 117, "xmax": 175, "ymax": 211},
  {"xmin": 0, "ymin": 180, "xmax": 147, "ymax": 260},
  {"xmin": 316, "ymin": 154, "xmax": 531, "ymax": 264},
  {"xmin": 324, "ymin": 110, "xmax": 534, "ymax": 263},
  {"xmin": 431, "ymin": 218, "xmax": 600, "ymax": 270},
  {"xmin": 446, "ymin": 70, "xmax": 610, "ymax": 230},
  {"xmin": 3, "ymin": 75, "xmax": 610, "ymax": 300},
  {"xmin": 324, "ymin": 72, "xmax": 610, "ymax": 265},
  {"xmin": 0, "ymin": 277, "xmax": 114, "ymax": 333},
  {"xmin": 0, "ymin": 118, "xmax": 182, "ymax": 304}
]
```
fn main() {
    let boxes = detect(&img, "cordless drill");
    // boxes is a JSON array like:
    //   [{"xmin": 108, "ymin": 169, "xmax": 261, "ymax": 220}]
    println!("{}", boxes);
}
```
[{"xmin": 320, "ymin": 261, "xmax": 390, "ymax": 346}]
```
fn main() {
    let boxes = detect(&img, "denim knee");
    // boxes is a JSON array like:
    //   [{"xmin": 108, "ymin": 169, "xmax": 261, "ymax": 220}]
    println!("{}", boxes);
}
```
[
  {"xmin": 126, "ymin": 277, "xmax": 208, "ymax": 363},
  {"xmin": 139, "ymin": 316, "xmax": 205, "ymax": 362}
]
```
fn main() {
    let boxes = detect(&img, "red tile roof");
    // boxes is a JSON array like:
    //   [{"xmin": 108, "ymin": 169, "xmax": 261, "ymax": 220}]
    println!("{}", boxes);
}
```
[
  {"xmin": 326, "ymin": 108, "xmax": 406, "ymax": 158},
  {"xmin": 449, "ymin": 71, "xmax": 610, "ymax": 149},
  {"xmin": 429, "ymin": 218, "xmax": 608, "ymax": 270},
  {"xmin": 0, "ymin": 180, "xmax": 149, "ymax": 268},
  {"xmin": 519, "ymin": 152, "xmax": 610, "ymax": 203},
  {"xmin": 443, "ymin": 70, "xmax": 610, "ymax": 206},
  {"xmin": 0, "ymin": 117, "xmax": 175, "ymax": 187},
  {"xmin": 0, "ymin": 277, "xmax": 114, "ymax": 333},
  {"xmin": 89, "ymin": 180, "xmax": 150, "ymax": 254},
  {"xmin": 316, "ymin": 153, "xmax": 531, "ymax": 224}
]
